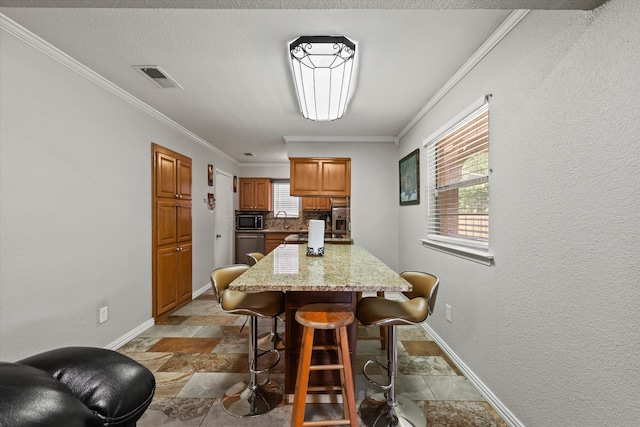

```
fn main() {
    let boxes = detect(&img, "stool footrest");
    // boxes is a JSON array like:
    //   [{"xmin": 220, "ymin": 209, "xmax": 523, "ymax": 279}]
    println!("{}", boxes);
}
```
[
  {"xmin": 307, "ymin": 385, "xmax": 343, "ymax": 392},
  {"xmin": 303, "ymin": 419, "xmax": 353, "ymax": 426},
  {"xmin": 309, "ymin": 364, "xmax": 343, "ymax": 371},
  {"xmin": 362, "ymin": 359, "xmax": 391, "ymax": 390},
  {"xmin": 312, "ymin": 345, "xmax": 338, "ymax": 351}
]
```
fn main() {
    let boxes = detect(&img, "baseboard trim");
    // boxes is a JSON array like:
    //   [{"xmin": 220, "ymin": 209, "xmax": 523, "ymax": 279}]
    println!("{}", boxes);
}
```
[
  {"xmin": 420, "ymin": 323, "xmax": 524, "ymax": 427},
  {"xmin": 105, "ymin": 318, "xmax": 155, "ymax": 351},
  {"xmin": 192, "ymin": 283, "xmax": 210, "ymax": 299},
  {"xmin": 105, "ymin": 283, "xmax": 209, "ymax": 352}
]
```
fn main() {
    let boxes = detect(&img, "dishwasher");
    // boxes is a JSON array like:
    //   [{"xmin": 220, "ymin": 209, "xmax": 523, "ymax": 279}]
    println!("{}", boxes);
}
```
[{"xmin": 235, "ymin": 233, "xmax": 265, "ymax": 264}]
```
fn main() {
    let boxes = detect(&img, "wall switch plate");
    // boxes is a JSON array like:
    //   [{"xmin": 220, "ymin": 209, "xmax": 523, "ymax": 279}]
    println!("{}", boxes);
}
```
[
  {"xmin": 99, "ymin": 306, "xmax": 108, "ymax": 324},
  {"xmin": 446, "ymin": 304, "xmax": 452, "ymax": 323}
]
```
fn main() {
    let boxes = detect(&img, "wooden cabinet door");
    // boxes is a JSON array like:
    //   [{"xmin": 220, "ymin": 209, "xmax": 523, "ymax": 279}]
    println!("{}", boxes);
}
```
[
  {"xmin": 253, "ymin": 178, "xmax": 271, "ymax": 210},
  {"xmin": 265, "ymin": 232, "xmax": 289, "ymax": 254},
  {"xmin": 316, "ymin": 197, "xmax": 331, "ymax": 210},
  {"xmin": 156, "ymin": 200, "xmax": 178, "ymax": 246},
  {"xmin": 239, "ymin": 179, "xmax": 255, "ymax": 210},
  {"xmin": 177, "ymin": 160, "xmax": 192, "ymax": 200},
  {"xmin": 156, "ymin": 246, "xmax": 178, "ymax": 315},
  {"xmin": 177, "ymin": 201, "xmax": 192, "ymax": 242},
  {"xmin": 156, "ymin": 152, "xmax": 177, "ymax": 199},
  {"xmin": 302, "ymin": 197, "xmax": 315, "ymax": 211},
  {"xmin": 177, "ymin": 243, "xmax": 192, "ymax": 303},
  {"xmin": 290, "ymin": 158, "xmax": 321, "ymax": 195},
  {"xmin": 320, "ymin": 159, "xmax": 350, "ymax": 195}
]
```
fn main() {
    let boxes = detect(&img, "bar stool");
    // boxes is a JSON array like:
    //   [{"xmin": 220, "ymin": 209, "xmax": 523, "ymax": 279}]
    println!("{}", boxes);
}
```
[
  {"xmin": 247, "ymin": 252, "xmax": 286, "ymax": 352},
  {"xmin": 210, "ymin": 264, "xmax": 285, "ymax": 417},
  {"xmin": 246, "ymin": 252, "xmax": 264, "ymax": 266},
  {"xmin": 291, "ymin": 303, "xmax": 358, "ymax": 427},
  {"xmin": 357, "ymin": 272, "xmax": 440, "ymax": 427},
  {"xmin": 356, "ymin": 291, "xmax": 387, "ymax": 350}
]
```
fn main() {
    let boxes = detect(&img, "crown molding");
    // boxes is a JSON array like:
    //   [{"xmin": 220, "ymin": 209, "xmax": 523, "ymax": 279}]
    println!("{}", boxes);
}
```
[
  {"xmin": 283, "ymin": 135, "xmax": 396, "ymax": 144},
  {"xmin": 398, "ymin": 9, "xmax": 530, "ymax": 139},
  {"xmin": 0, "ymin": 13, "xmax": 238, "ymax": 164}
]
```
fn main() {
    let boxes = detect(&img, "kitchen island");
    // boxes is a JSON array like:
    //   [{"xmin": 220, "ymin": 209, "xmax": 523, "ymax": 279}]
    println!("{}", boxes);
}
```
[{"xmin": 228, "ymin": 244, "xmax": 411, "ymax": 397}]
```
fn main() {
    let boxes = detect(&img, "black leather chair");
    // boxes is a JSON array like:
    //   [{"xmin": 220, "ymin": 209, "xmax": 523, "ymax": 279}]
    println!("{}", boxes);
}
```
[{"xmin": 0, "ymin": 346, "xmax": 156, "ymax": 427}]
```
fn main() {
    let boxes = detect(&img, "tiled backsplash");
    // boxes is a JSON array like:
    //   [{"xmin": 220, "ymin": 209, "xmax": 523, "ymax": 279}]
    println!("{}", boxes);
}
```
[{"xmin": 263, "ymin": 211, "xmax": 330, "ymax": 231}]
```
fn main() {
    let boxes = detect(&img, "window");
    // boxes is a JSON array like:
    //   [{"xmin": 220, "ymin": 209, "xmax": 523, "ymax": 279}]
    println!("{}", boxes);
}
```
[
  {"xmin": 422, "ymin": 96, "xmax": 493, "ymax": 264},
  {"xmin": 272, "ymin": 180, "xmax": 300, "ymax": 218}
]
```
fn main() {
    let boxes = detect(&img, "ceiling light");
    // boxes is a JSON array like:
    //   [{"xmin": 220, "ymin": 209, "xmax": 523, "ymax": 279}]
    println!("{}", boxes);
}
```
[{"xmin": 289, "ymin": 36, "xmax": 357, "ymax": 121}]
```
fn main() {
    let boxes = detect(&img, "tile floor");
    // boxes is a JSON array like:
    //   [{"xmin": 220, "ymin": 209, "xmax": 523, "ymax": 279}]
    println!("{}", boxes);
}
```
[{"xmin": 118, "ymin": 291, "xmax": 508, "ymax": 426}]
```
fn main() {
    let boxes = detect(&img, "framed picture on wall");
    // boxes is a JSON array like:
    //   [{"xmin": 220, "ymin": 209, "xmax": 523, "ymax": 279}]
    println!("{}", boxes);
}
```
[
  {"xmin": 208, "ymin": 164, "xmax": 214, "ymax": 186},
  {"xmin": 399, "ymin": 149, "xmax": 420, "ymax": 205}
]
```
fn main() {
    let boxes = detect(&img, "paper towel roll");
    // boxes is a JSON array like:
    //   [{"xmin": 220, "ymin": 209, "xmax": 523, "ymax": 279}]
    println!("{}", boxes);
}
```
[{"xmin": 307, "ymin": 220, "xmax": 325, "ymax": 256}]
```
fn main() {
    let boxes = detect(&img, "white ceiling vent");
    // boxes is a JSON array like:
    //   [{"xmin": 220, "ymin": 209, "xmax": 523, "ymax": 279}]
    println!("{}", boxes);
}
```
[{"xmin": 134, "ymin": 65, "xmax": 183, "ymax": 89}]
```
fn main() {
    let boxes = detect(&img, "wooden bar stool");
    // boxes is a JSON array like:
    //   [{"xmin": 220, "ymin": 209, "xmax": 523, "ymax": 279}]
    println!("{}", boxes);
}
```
[{"xmin": 291, "ymin": 303, "xmax": 358, "ymax": 427}]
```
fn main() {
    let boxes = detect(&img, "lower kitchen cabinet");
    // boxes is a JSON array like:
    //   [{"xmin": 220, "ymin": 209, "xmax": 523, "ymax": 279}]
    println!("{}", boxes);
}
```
[
  {"xmin": 265, "ymin": 232, "xmax": 291, "ymax": 254},
  {"xmin": 155, "ymin": 243, "xmax": 192, "ymax": 317}
]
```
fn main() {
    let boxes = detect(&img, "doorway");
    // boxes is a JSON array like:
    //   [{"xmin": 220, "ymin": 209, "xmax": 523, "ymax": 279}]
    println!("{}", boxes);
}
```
[{"xmin": 213, "ymin": 169, "xmax": 234, "ymax": 268}]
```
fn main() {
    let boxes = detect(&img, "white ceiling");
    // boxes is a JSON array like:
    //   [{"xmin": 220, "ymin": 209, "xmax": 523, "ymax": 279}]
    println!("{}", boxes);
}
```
[{"xmin": 0, "ymin": 0, "xmax": 607, "ymax": 163}]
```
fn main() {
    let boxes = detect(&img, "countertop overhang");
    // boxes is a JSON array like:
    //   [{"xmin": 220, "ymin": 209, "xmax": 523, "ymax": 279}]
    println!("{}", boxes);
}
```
[{"xmin": 228, "ymin": 244, "xmax": 410, "ymax": 293}]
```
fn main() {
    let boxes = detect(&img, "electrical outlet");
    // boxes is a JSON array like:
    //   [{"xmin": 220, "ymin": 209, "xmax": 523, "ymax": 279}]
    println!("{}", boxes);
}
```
[
  {"xmin": 99, "ymin": 306, "xmax": 108, "ymax": 324},
  {"xmin": 446, "ymin": 304, "xmax": 452, "ymax": 323}
]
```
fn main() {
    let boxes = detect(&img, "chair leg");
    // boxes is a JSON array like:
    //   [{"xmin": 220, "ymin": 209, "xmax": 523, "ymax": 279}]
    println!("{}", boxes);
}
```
[
  {"xmin": 359, "ymin": 325, "xmax": 427, "ymax": 427},
  {"xmin": 222, "ymin": 316, "xmax": 283, "ymax": 418},
  {"xmin": 291, "ymin": 326, "xmax": 314, "ymax": 427},
  {"xmin": 336, "ymin": 325, "xmax": 358, "ymax": 427}
]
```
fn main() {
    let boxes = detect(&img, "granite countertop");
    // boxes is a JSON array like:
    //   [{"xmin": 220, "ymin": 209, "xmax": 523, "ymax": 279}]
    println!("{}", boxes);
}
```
[
  {"xmin": 228, "ymin": 244, "xmax": 411, "ymax": 292},
  {"xmin": 284, "ymin": 233, "xmax": 353, "ymax": 243}
]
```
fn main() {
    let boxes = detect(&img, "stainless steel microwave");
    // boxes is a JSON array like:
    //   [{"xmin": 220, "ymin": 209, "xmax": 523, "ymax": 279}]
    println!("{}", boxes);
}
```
[{"xmin": 236, "ymin": 214, "xmax": 264, "ymax": 230}]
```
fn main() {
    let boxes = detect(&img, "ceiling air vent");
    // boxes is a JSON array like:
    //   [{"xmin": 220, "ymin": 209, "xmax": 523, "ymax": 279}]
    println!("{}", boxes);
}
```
[{"xmin": 134, "ymin": 65, "xmax": 183, "ymax": 89}]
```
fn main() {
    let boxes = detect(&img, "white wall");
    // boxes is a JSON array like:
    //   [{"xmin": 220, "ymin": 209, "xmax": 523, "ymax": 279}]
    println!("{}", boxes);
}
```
[
  {"xmin": 287, "ymin": 141, "xmax": 399, "ymax": 270},
  {"xmin": 0, "ymin": 27, "xmax": 238, "ymax": 361},
  {"xmin": 398, "ymin": 1, "xmax": 640, "ymax": 425},
  {"xmin": 239, "ymin": 162, "xmax": 290, "ymax": 179}
]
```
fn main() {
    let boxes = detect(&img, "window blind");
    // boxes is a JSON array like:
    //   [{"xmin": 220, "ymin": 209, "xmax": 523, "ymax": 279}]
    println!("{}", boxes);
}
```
[
  {"xmin": 272, "ymin": 180, "xmax": 300, "ymax": 218},
  {"xmin": 426, "ymin": 102, "xmax": 489, "ymax": 244}
]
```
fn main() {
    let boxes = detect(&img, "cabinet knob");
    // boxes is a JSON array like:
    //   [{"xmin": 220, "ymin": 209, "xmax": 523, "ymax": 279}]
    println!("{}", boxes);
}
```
[
  {"xmin": 175, "ymin": 194, "xmax": 179, "ymax": 198},
  {"xmin": 175, "ymin": 203, "xmax": 180, "ymax": 207}
]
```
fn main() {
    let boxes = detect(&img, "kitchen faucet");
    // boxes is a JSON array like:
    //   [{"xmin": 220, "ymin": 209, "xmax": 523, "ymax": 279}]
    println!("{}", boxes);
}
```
[{"xmin": 275, "ymin": 210, "xmax": 288, "ymax": 230}]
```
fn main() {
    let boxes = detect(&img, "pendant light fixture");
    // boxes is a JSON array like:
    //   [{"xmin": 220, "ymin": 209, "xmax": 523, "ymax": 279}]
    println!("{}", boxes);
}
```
[{"xmin": 289, "ymin": 36, "xmax": 357, "ymax": 121}]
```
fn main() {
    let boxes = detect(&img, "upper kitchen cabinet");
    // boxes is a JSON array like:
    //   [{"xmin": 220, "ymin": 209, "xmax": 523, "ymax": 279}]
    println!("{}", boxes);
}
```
[
  {"xmin": 239, "ymin": 178, "xmax": 272, "ymax": 211},
  {"xmin": 289, "ymin": 158, "xmax": 351, "ymax": 197},
  {"xmin": 302, "ymin": 197, "xmax": 331, "ymax": 211},
  {"xmin": 155, "ymin": 151, "xmax": 192, "ymax": 200}
]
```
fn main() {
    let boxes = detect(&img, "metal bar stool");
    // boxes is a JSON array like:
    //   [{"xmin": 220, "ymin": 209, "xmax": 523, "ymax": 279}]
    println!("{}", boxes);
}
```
[
  {"xmin": 356, "ymin": 291, "xmax": 387, "ymax": 350},
  {"xmin": 291, "ymin": 303, "xmax": 358, "ymax": 427},
  {"xmin": 247, "ymin": 252, "xmax": 286, "ymax": 352},
  {"xmin": 211, "ymin": 264, "xmax": 285, "ymax": 417},
  {"xmin": 357, "ymin": 272, "xmax": 440, "ymax": 427}
]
